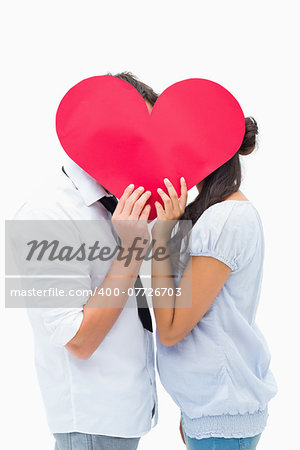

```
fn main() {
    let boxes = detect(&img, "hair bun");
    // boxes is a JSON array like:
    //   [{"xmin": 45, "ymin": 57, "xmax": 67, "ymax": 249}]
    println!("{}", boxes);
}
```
[{"xmin": 238, "ymin": 116, "xmax": 258, "ymax": 156}]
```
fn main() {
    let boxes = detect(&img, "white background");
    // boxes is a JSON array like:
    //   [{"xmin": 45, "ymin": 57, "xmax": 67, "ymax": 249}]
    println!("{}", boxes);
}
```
[{"xmin": 1, "ymin": 1, "xmax": 299, "ymax": 449}]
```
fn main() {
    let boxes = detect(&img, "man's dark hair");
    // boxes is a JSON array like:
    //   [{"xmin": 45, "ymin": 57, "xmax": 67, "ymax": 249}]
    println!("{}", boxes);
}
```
[{"xmin": 106, "ymin": 71, "xmax": 159, "ymax": 106}]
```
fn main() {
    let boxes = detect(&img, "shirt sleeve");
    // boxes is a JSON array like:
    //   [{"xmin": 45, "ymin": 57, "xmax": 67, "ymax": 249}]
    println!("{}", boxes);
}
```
[
  {"xmin": 188, "ymin": 202, "xmax": 258, "ymax": 272},
  {"xmin": 39, "ymin": 308, "xmax": 85, "ymax": 348},
  {"xmin": 10, "ymin": 201, "xmax": 92, "ymax": 348}
]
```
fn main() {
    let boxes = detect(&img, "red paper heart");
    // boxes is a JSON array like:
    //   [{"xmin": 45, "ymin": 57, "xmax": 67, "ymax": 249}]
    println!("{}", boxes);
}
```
[{"xmin": 56, "ymin": 76, "xmax": 245, "ymax": 220}]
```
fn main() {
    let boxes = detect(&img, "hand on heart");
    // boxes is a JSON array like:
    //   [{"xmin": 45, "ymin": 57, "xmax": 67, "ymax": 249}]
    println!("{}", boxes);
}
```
[{"xmin": 56, "ymin": 76, "xmax": 245, "ymax": 220}]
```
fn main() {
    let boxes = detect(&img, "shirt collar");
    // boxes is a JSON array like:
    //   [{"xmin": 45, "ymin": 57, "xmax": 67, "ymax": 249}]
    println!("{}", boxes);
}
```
[{"xmin": 62, "ymin": 156, "xmax": 111, "ymax": 206}]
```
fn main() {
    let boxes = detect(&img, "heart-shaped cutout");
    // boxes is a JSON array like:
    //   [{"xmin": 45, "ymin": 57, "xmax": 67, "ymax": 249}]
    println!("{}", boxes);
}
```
[{"xmin": 56, "ymin": 76, "xmax": 245, "ymax": 220}]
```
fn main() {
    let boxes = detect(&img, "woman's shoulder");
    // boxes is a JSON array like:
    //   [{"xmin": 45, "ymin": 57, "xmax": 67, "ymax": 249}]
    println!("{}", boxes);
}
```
[
  {"xmin": 193, "ymin": 200, "xmax": 262, "ymax": 234},
  {"xmin": 188, "ymin": 200, "xmax": 263, "ymax": 270}
]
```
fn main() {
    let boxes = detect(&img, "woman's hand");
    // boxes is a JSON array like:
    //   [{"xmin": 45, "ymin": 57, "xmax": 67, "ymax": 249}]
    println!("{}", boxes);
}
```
[
  {"xmin": 152, "ymin": 177, "xmax": 188, "ymax": 241},
  {"xmin": 155, "ymin": 177, "xmax": 187, "ymax": 220},
  {"xmin": 112, "ymin": 184, "xmax": 151, "ymax": 251}
]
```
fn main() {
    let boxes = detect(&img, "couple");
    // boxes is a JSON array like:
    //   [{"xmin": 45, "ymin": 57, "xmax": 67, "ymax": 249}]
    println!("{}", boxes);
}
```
[{"xmin": 15, "ymin": 72, "xmax": 277, "ymax": 450}]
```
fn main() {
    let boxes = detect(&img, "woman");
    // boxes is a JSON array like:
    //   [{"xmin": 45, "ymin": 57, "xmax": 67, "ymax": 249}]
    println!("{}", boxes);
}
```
[{"xmin": 151, "ymin": 117, "xmax": 278, "ymax": 449}]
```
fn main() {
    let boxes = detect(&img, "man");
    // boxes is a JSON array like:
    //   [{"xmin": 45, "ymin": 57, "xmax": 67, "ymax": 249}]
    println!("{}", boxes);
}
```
[{"xmin": 13, "ymin": 72, "xmax": 159, "ymax": 450}]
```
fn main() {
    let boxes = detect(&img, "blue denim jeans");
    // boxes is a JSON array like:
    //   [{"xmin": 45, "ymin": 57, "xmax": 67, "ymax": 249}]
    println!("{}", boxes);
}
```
[
  {"xmin": 183, "ymin": 432, "xmax": 262, "ymax": 449},
  {"xmin": 53, "ymin": 432, "xmax": 140, "ymax": 450}
]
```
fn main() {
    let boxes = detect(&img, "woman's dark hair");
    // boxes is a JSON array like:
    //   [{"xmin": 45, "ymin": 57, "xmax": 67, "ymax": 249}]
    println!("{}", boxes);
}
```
[
  {"xmin": 181, "ymin": 116, "xmax": 259, "ymax": 227},
  {"xmin": 106, "ymin": 71, "xmax": 159, "ymax": 106}
]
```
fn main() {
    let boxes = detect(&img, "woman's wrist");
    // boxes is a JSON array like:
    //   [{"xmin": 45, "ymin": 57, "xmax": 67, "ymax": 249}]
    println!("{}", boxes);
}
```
[{"xmin": 151, "ymin": 224, "xmax": 172, "ymax": 243}]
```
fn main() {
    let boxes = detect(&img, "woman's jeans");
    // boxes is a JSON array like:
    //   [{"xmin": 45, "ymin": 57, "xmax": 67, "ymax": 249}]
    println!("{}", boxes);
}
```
[
  {"xmin": 53, "ymin": 432, "xmax": 140, "ymax": 450},
  {"xmin": 183, "ymin": 431, "xmax": 262, "ymax": 449}
]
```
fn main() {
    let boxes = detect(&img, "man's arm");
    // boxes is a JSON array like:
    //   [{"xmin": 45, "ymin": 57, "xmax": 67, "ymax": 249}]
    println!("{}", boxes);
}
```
[
  {"xmin": 66, "ymin": 184, "xmax": 151, "ymax": 360},
  {"xmin": 65, "ymin": 248, "xmax": 144, "ymax": 360}
]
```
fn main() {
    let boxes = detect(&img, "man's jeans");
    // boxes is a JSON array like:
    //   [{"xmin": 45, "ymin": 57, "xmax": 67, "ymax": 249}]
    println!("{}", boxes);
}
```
[{"xmin": 53, "ymin": 432, "xmax": 140, "ymax": 450}]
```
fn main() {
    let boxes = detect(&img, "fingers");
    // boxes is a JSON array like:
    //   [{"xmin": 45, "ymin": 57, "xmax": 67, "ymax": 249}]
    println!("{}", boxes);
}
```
[
  {"xmin": 131, "ymin": 190, "xmax": 152, "ymax": 219},
  {"xmin": 122, "ymin": 186, "xmax": 145, "ymax": 216},
  {"xmin": 114, "ymin": 184, "xmax": 135, "ymax": 215},
  {"xmin": 163, "ymin": 178, "xmax": 181, "ymax": 214},
  {"xmin": 155, "ymin": 201, "xmax": 165, "ymax": 219},
  {"xmin": 178, "ymin": 177, "xmax": 188, "ymax": 210},
  {"xmin": 157, "ymin": 177, "xmax": 187, "ymax": 218},
  {"xmin": 115, "ymin": 176, "xmax": 187, "ymax": 221},
  {"xmin": 139, "ymin": 204, "xmax": 151, "ymax": 221},
  {"xmin": 157, "ymin": 187, "xmax": 173, "ymax": 215}
]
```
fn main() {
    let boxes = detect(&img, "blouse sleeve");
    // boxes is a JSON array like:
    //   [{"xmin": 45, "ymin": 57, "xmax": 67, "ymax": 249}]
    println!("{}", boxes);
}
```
[{"xmin": 188, "ymin": 202, "xmax": 259, "ymax": 272}]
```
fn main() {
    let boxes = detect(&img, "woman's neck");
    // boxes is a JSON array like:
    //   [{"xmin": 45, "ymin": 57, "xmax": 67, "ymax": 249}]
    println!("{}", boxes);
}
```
[{"xmin": 224, "ymin": 190, "xmax": 249, "ymax": 202}]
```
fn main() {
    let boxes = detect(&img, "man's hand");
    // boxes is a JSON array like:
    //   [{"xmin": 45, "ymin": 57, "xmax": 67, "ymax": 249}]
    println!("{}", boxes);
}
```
[
  {"xmin": 112, "ymin": 184, "xmax": 151, "ymax": 252},
  {"xmin": 65, "ymin": 183, "xmax": 152, "ymax": 360}
]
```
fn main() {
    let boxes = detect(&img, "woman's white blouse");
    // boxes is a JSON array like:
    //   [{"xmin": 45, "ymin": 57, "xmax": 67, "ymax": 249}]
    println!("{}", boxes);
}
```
[{"xmin": 156, "ymin": 200, "xmax": 278, "ymax": 439}]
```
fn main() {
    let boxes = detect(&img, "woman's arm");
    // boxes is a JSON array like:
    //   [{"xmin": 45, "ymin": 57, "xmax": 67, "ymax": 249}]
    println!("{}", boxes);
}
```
[{"xmin": 152, "ymin": 178, "xmax": 231, "ymax": 347}]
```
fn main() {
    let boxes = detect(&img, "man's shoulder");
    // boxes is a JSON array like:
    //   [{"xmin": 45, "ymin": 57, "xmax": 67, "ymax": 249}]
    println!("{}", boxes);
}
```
[{"xmin": 13, "ymin": 174, "xmax": 83, "ymax": 221}]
